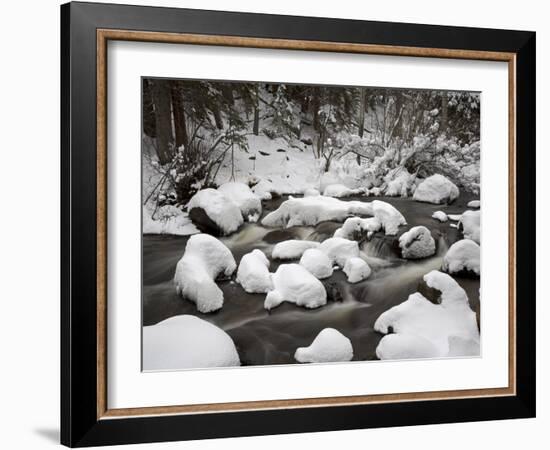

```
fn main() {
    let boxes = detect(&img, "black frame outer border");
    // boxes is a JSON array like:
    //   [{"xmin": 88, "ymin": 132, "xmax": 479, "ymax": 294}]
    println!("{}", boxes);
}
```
[{"xmin": 61, "ymin": 2, "xmax": 536, "ymax": 447}]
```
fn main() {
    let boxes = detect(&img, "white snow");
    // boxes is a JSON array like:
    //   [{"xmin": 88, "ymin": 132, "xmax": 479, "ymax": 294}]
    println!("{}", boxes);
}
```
[
  {"xmin": 272, "ymin": 240, "xmax": 320, "ymax": 260},
  {"xmin": 187, "ymin": 188, "xmax": 244, "ymax": 235},
  {"xmin": 265, "ymin": 264, "xmax": 327, "ymax": 310},
  {"xmin": 459, "ymin": 210, "xmax": 480, "ymax": 244},
  {"xmin": 143, "ymin": 315, "xmax": 240, "ymax": 370},
  {"xmin": 333, "ymin": 216, "xmax": 382, "ymax": 240},
  {"xmin": 251, "ymin": 178, "xmax": 273, "ymax": 200},
  {"xmin": 300, "ymin": 248, "xmax": 333, "ymax": 279},
  {"xmin": 398, "ymin": 226, "xmax": 436, "ymax": 259},
  {"xmin": 303, "ymin": 188, "xmax": 320, "ymax": 197},
  {"xmin": 294, "ymin": 328, "xmax": 354, "ymax": 363},
  {"xmin": 174, "ymin": 234, "xmax": 236, "ymax": 313},
  {"xmin": 467, "ymin": 200, "xmax": 481, "ymax": 208},
  {"xmin": 343, "ymin": 257, "xmax": 371, "ymax": 283},
  {"xmin": 372, "ymin": 200, "xmax": 407, "ymax": 235},
  {"xmin": 413, "ymin": 174, "xmax": 460, "ymax": 204},
  {"xmin": 442, "ymin": 239, "xmax": 480, "ymax": 276},
  {"xmin": 448, "ymin": 214, "xmax": 462, "ymax": 221},
  {"xmin": 323, "ymin": 184, "xmax": 361, "ymax": 198},
  {"xmin": 217, "ymin": 182, "xmax": 262, "ymax": 222},
  {"xmin": 142, "ymin": 205, "xmax": 199, "ymax": 236},
  {"xmin": 236, "ymin": 249, "xmax": 273, "ymax": 293},
  {"xmin": 384, "ymin": 168, "xmax": 414, "ymax": 197},
  {"xmin": 432, "ymin": 211, "xmax": 448, "ymax": 222},
  {"xmin": 374, "ymin": 270, "xmax": 479, "ymax": 360},
  {"xmin": 318, "ymin": 237, "xmax": 360, "ymax": 267}
]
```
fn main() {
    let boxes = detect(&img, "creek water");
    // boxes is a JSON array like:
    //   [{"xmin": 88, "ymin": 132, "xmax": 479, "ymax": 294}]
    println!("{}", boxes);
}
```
[{"xmin": 143, "ymin": 194, "xmax": 480, "ymax": 366}]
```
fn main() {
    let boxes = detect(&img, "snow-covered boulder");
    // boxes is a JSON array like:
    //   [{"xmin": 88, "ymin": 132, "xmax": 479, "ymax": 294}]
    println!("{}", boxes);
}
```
[
  {"xmin": 174, "ymin": 234, "xmax": 236, "ymax": 313},
  {"xmin": 143, "ymin": 315, "xmax": 240, "ymax": 370},
  {"xmin": 217, "ymin": 182, "xmax": 262, "ymax": 222},
  {"xmin": 294, "ymin": 328, "xmax": 354, "ymax": 363},
  {"xmin": 343, "ymin": 257, "xmax": 371, "ymax": 283},
  {"xmin": 372, "ymin": 200, "xmax": 407, "ymax": 235},
  {"xmin": 272, "ymin": 240, "xmax": 320, "ymax": 260},
  {"xmin": 323, "ymin": 184, "xmax": 360, "ymax": 198},
  {"xmin": 265, "ymin": 264, "xmax": 327, "ymax": 310},
  {"xmin": 442, "ymin": 239, "xmax": 480, "ymax": 276},
  {"xmin": 398, "ymin": 226, "xmax": 436, "ymax": 259},
  {"xmin": 236, "ymin": 249, "xmax": 272, "ymax": 293},
  {"xmin": 300, "ymin": 248, "xmax": 333, "ymax": 279},
  {"xmin": 251, "ymin": 179, "xmax": 273, "ymax": 200},
  {"xmin": 413, "ymin": 174, "xmax": 459, "ymax": 204},
  {"xmin": 467, "ymin": 200, "xmax": 480, "ymax": 208},
  {"xmin": 459, "ymin": 210, "xmax": 480, "ymax": 244},
  {"xmin": 187, "ymin": 188, "xmax": 243, "ymax": 236},
  {"xmin": 432, "ymin": 211, "xmax": 448, "ymax": 222},
  {"xmin": 374, "ymin": 270, "xmax": 480, "ymax": 360},
  {"xmin": 333, "ymin": 216, "xmax": 381, "ymax": 240},
  {"xmin": 303, "ymin": 188, "xmax": 320, "ymax": 197},
  {"xmin": 319, "ymin": 237, "xmax": 360, "ymax": 267}
]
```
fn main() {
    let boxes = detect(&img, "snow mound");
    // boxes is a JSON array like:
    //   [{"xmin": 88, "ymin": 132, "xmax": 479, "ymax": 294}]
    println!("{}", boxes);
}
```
[
  {"xmin": 251, "ymin": 179, "xmax": 273, "ymax": 200},
  {"xmin": 323, "ymin": 184, "xmax": 360, "ymax": 198},
  {"xmin": 333, "ymin": 216, "xmax": 381, "ymax": 240},
  {"xmin": 272, "ymin": 240, "xmax": 320, "ymax": 260},
  {"xmin": 236, "ymin": 249, "xmax": 272, "ymax": 293},
  {"xmin": 459, "ymin": 210, "xmax": 480, "ymax": 244},
  {"xmin": 384, "ymin": 168, "xmax": 414, "ymax": 197},
  {"xmin": 143, "ymin": 315, "xmax": 240, "ymax": 370},
  {"xmin": 343, "ymin": 257, "xmax": 371, "ymax": 283},
  {"xmin": 398, "ymin": 226, "xmax": 436, "ymax": 259},
  {"xmin": 374, "ymin": 270, "xmax": 479, "ymax": 360},
  {"xmin": 303, "ymin": 188, "xmax": 320, "ymax": 197},
  {"xmin": 319, "ymin": 237, "xmax": 360, "ymax": 267},
  {"xmin": 265, "ymin": 264, "xmax": 327, "ymax": 310},
  {"xmin": 187, "ymin": 188, "xmax": 243, "ymax": 235},
  {"xmin": 372, "ymin": 200, "xmax": 407, "ymax": 235},
  {"xmin": 432, "ymin": 211, "xmax": 448, "ymax": 222},
  {"xmin": 217, "ymin": 182, "xmax": 262, "ymax": 222},
  {"xmin": 261, "ymin": 195, "xmax": 372, "ymax": 228},
  {"xmin": 300, "ymin": 248, "xmax": 333, "ymax": 279},
  {"xmin": 442, "ymin": 239, "xmax": 480, "ymax": 276},
  {"xmin": 295, "ymin": 328, "xmax": 354, "ymax": 363},
  {"xmin": 467, "ymin": 200, "xmax": 481, "ymax": 208},
  {"xmin": 413, "ymin": 174, "xmax": 459, "ymax": 204},
  {"xmin": 143, "ymin": 205, "xmax": 199, "ymax": 236},
  {"xmin": 174, "ymin": 234, "xmax": 236, "ymax": 313}
]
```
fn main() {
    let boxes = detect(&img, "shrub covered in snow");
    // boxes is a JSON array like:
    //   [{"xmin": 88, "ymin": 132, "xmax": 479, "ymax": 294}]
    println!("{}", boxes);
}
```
[
  {"xmin": 384, "ymin": 168, "xmax": 415, "ymax": 197},
  {"xmin": 300, "ymin": 248, "xmax": 333, "ymax": 279},
  {"xmin": 143, "ymin": 204, "xmax": 199, "ymax": 236},
  {"xmin": 236, "ymin": 249, "xmax": 273, "ymax": 293},
  {"xmin": 265, "ymin": 264, "xmax": 327, "ymax": 310},
  {"xmin": 272, "ymin": 240, "xmax": 320, "ymax": 260},
  {"xmin": 432, "ymin": 210, "xmax": 448, "ymax": 222},
  {"xmin": 442, "ymin": 239, "xmax": 480, "ymax": 276},
  {"xmin": 374, "ymin": 270, "xmax": 479, "ymax": 360},
  {"xmin": 174, "ymin": 234, "xmax": 236, "ymax": 313},
  {"xmin": 467, "ymin": 200, "xmax": 480, "ymax": 208},
  {"xmin": 333, "ymin": 216, "xmax": 381, "ymax": 240},
  {"xmin": 398, "ymin": 226, "xmax": 436, "ymax": 259},
  {"xmin": 319, "ymin": 237, "xmax": 360, "ymax": 267},
  {"xmin": 294, "ymin": 328, "xmax": 354, "ymax": 363},
  {"xmin": 143, "ymin": 315, "xmax": 240, "ymax": 370},
  {"xmin": 323, "ymin": 184, "xmax": 361, "ymax": 198},
  {"xmin": 187, "ymin": 188, "xmax": 243, "ymax": 235},
  {"xmin": 343, "ymin": 257, "xmax": 371, "ymax": 283},
  {"xmin": 217, "ymin": 182, "xmax": 262, "ymax": 222},
  {"xmin": 371, "ymin": 200, "xmax": 407, "ymax": 235},
  {"xmin": 459, "ymin": 210, "xmax": 480, "ymax": 244},
  {"xmin": 413, "ymin": 174, "xmax": 459, "ymax": 204}
]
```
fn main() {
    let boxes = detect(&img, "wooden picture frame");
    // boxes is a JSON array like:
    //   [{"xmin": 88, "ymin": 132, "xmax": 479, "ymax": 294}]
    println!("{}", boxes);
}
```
[{"xmin": 61, "ymin": 1, "xmax": 536, "ymax": 447}]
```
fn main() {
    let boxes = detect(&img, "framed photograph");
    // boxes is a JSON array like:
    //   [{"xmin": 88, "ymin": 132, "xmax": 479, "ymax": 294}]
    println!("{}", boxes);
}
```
[{"xmin": 61, "ymin": 1, "xmax": 536, "ymax": 447}]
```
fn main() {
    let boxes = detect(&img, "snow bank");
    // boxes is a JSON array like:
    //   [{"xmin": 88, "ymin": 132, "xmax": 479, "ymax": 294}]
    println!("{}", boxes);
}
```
[
  {"xmin": 398, "ymin": 226, "xmax": 436, "ymax": 259},
  {"xmin": 236, "ymin": 249, "xmax": 273, "ymax": 293},
  {"xmin": 374, "ymin": 270, "xmax": 479, "ymax": 360},
  {"xmin": 319, "ymin": 237, "xmax": 360, "ymax": 267},
  {"xmin": 143, "ymin": 205, "xmax": 199, "ymax": 236},
  {"xmin": 300, "ymin": 248, "xmax": 333, "ymax": 279},
  {"xmin": 459, "ymin": 210, "xmax": 480, "ymax": 244},
  {"xmin": 413, "ymin": 174, "xmax": 459, "ymax": 204},
  {"xmin": 174, "ymin": 234, "xmax": 236, "ymax": 313},
  {"xmin": 467, "ymin": 200, "xmax": 481, "ymax": 208},
  {"xmin": 343, "ymin": 257, "xmax": 371, "ymax": 283},
  {"xmin": 265, "ymin": 264, "xmax": 327, "ymax": 310},
  {"xmin": 143, "ymin": 315, "xmax": 240, "ymax": 370},
  {"xmin": 272, "ymin": 240, "xmax": 320, "ymax": 260},
  {"xmin": 294, "ymin": 328, "xmax": 354, "ymax": 363},
  {"xmin": 217, "ymin": 182, "xmax": 262, "ymax": 222},
  {"xmin": 442, "ymin": 239, "xmax": 480, "ymax": 276},
  {"xmin": 432, "ymin": 210, "xmax": 448, "ymax": 222},
  {"xmin": 333, "ymin": 216, "xmax": 381, "ymax": 240},
  {"xmin": 187, "ymin": 188, "xmax": 243, "ymax": 235},
  {"xmin": 372, "ymin": 200, "xmax": 407, "ymax": 235},
  {"xmin": 323, "ymin": 184, "xmax": 361, "ymax": 198}
]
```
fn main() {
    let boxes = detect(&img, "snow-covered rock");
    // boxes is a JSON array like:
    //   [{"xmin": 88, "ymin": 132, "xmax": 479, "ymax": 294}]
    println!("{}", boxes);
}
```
[
  {"xmin": 372, "ymin": 200, "xmax": 407, "ymax": 235},
  {"xmin": 323, "ymin": 184, "xmax": 360, "ymax": 198},
  {"xmin": 174, "ymin": 234, "xmax": 236, "ymax": 313},
  {"xmin": 442, "ymin": 239, "xmax": 480, "ymax": 276},
  {"xmin": 333, "ymin": 216, "xmax": 382, "ymax": 240},
  {"xmin": 432, "ymin": 211, "xmax": 448, "ymax": 222},
  {"xmin": 467, "ymin": 200, "xmax": 480, "ymax": 208},
  {"xmin": 300, "ymin": 248, "xmax": 333, "ymax": 279},
  {"xmin": 303, "ymin": 188, "xmax": 320, "ymax": 197},
  {"xmin": 343, "ymin": 257, "xmax": 371, "ymax": 283},
  {"xmin": 448, "ymin": 214, "xmax": 462, "ymax": 221},
  {"xmin": 272, "ymin": 240, "xmax": 320, "ymax": 260},
  {"xmin": 217, "ymin": 182, "xmax": 262, "ymax": 222},
  {"xmin": 413, "ymin": 174, "xmax": 459, "ymax": 204},
  {"xmin": 143, "ymin": 315, "xmax": 240, "ymax": 370},
  {"xmin": 374, "ymin": 270, "xmax": 479, "ymax": 360},
  {"xmin": 236, "ymin": 249, "xmax": 272, "ymax": 293},
  {"xmin": 294, "ymin": 328, "xmax": 354, "ymax": 363},
  {"xmin": 459, "ymin": 210, "xmax": 480, "ymax": 244},
  {"xmin": 319, "ymin": 237, "xmax": 360, "ymax": 267},
  {"xmin": 187, "ymin": 188, "xmax": 243, "ymax": 235},
  {"xmin": 265, "ymin": 264, "xmax": 327, "ymax": 310},
  {"xmin": 398, "ymin": 226, "xmax": 436, "ymax": 259},
  {"xmin": 251, "ymin": 178, "xmax": 273, "ymax": 200}
]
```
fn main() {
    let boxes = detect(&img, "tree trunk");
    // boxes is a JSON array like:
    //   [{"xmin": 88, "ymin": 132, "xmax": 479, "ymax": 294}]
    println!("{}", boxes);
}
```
[
  {"xmin": 151, "ymin": 79, "xmax": 174, "ymax": 164},
  {"xmin": 358, "ymin": 87, "xmax": 366, "ymax": 138},
  {"xmin": 312, "ymin": 87, "xmax": 320, "ymax": 131},
  {"xmin": 142, "ymin": 79, "xmax": 157, "ymax": 138},
  {"xmin": 441, "ymin": 91, "xmax": 448, "ymax": 134},
  {"xmin": 170, "ymin": 82, "xmax": 188, "ymax": 150},
  {"xmin": 253, "ymin": 85, "xmax": 260, "ymax": 135},
  {"xmin": 213, "ymin": 107, "xmax": 223, "ymax": 129}
]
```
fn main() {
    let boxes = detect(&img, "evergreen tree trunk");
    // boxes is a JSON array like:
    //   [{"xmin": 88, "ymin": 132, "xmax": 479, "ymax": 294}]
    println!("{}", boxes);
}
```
[
  {"xmin": 152, "ymin": 79, "xmax": 174, "ymax": 164},
  {"xmin": 253, "ymin": 85, "xmax": 260, "ymax": 135},
  {"xmin": 441, "ymin": 91, "xmax": 448, "ymax": 135},
  {"xmin": 170, "ymin": 82, "xmax": 188, "ymax": 150},
  {"xmin": 357, "ymin": 87, "xmax": 367, "ymax": 164},
  {"xmin": 142, "ymin": 79, "xmax": 157, "ymax": 138},
  {"xmin": 213, "ymin": 107, "xmax": 223, "ymax": 129},
  {"xmin": 312, "ymin": 87, "xmax": 320, "ymax": 131}
]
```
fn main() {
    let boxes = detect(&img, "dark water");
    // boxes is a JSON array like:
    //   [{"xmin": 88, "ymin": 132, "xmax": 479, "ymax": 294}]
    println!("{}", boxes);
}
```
[{"xmin": 142, "ymin": 194, "xmax": 480, "ymax": 366}]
